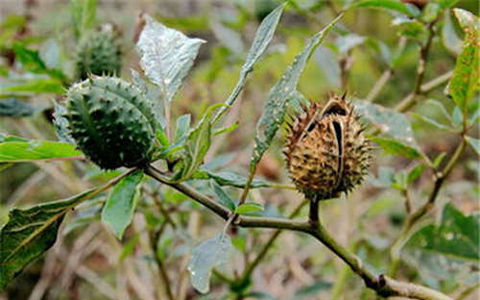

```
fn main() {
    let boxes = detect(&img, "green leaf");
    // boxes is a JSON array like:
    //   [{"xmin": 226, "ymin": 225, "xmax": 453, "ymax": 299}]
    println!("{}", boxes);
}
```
[
  {"xmin": 433, "ymin": 152, "xmax": 447, "ymax": 168},
  {"xmin": 235, "ymin": 202, "xmax": 264, "ymax": 215},
  {"xmin": 401, "ymin": 203, "xmax": 479, "ymax": 285},
  {"xmin": 392, "ymin": 17, "xmax": 427, "ymax": 41},
  {"xmin": 101, "ymin": 170, "xmax": 144, "ymax": 239},
  {"xmin": 346, "ymin": 0, "xmax": 420, "ymax": 17},
  {"xmin": 187, "ymin": 233, "xmax": 233, "ymax": 294},
  {"xmin": 243, "ymin": 292, "xmax": 278, "ymax": 300},
  {"xmin": 354, "ymin": 99, "xmax": 421, "ymax": 152},
  {"xmin": 407, "ymin": 163, "xmax": 426, "ymax": 185},
  {"xmin": 435, "ymin": 0, "xmax": 459, "ymax": 9},
  {"xmin": 465, "ymin": 136, "xmax": 480, "ymax": 155},
  {"xmin": 71, "ymin": 0, "xmax": 97, "ymax": 38},
  {"xmin": 210, "ymin": 181, "xmax": 237, "ymax": 211},
  {"xmin": 0, "ymin": 136, "xmax": 82, "ymax": 162},
  {"xmin": 421, "ymin": 2, "xmax": 441, "ymax": 23},
  {"xmin": 213, "ymin": 4, "xmax": 284, "ymax": 123},
  {"xmin": 451, "ymin": 105, "xmax": 463, "ymax": 128},
  {"xmin": 12, "ymin": 43, "xmax": 66, "ymax": 81},
  {"xmin": 411, "ymin": 112, "xmax": 452, "ymax": 131},
  {"xmin": 251, "ymin": 14, "xmax": 342, "ymax": 170},
  {"xmin": 173, "ymin": 103, "xmax": 224, "ymax": 181},
  {"xmin": 202, "ymin": 170, "xmax": 271, "ymax": 189},
  {"xmin": 0, "ymin": 188, "xmax": 99, "ymax": 290},
  {"xmin": 174, "ymin": 114, "xmax": 191, "ymax": 143},
  {"xmin": 295, "ymin": 281, "xmax": 332, "ymax": 298},
  {"xmin": 0, "ymin": 78, "xmax": 64, "ymax": 96},
  {"xmin": 447, "ymin": 9, "xmax": 479, "ymax": 110},
  {"xmin": 372, "ymin": 137, "xmax": 422, "ymax": 159},
  {"xmin": 0, "ymin": 98, "xmax": 37, "ymax": 117},
  {"xmin": 243, "ymin": 4, "xmax": 284, "ymax": 75},
  {"xmin": 442, "ymin": 11, "xmax": 462, "ymax": 55},
  {"xmin": 137, "ymin": 14, "xmax": 205, "ymax": 103}
]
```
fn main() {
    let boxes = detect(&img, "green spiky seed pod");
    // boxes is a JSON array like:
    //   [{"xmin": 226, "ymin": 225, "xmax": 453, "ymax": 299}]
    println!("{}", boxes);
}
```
[
  {"xmin": 75, "ymin": 28, "xmax": 122, "ymax": 80},
  {"xmin": 64, "ymin": 76, "xmax": 157, "ymax": 169},
  {"xmin": 284, "ymin": 93, "xmax": 371, "ymax": 200}
]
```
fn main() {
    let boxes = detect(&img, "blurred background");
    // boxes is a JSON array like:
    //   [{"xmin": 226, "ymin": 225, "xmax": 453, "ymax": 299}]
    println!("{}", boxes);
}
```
[{"xmin": 0, "ymin": 0, "xmax": 478, "ymax": 300}]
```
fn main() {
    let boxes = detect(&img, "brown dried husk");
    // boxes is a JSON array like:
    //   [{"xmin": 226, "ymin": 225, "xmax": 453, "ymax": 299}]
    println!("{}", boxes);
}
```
[{"xmin": 284, "ymin": 93, "xmax": 371, "ymax": 200}]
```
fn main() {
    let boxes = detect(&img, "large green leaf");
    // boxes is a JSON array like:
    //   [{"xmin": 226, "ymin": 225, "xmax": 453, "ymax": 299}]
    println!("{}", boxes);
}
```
[
  {"xmin": 354, "ymin": 100, "xmax": 422, "ymax": 158},
  {"xmin": 101, "ymin": 170, "xmax": 144, "ymax": 239},
  {"xmin": 212, "ymin": 4, "xmax": 284, "ymax": 123},
  {"xmin": 250, "ymin": 14, "xmax": 342, "ymax": 170},
  {"xmin": 187, "ymin": 233, "xmax": 233, "ymax": 293},
  {"xmin": 0, "ymin": 136, "xmax": 82, "ymax": 162},
  {"xmin": 401, "ymin": 203, "xmax": 479, "ymax": 286},
  {"xmin": 0, "ymin": 78, "xmax": 64, "ymax": 96},
  {"xmin": 447, "ymin": 9, "xmax": 479, "ymax": 110},
  {"xmin": 346, "ymin": 0, "xmax": 420, "ymax": 17},
  {"xmin": 0, "ymin": 188, "xmax": 99, "ymax": 290},
  {"xmin": 137, "ymin": 14, "xmax": 205, "ymax": 103},
  {"xmin": 371, "ymin": 137, "xmax": 421, "ymax": 159}
]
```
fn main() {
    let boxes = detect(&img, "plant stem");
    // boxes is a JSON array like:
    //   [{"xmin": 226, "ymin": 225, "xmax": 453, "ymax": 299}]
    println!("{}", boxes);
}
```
[
  {"xmin": 395, "ymin": 21, "xmax": 438, "ymax": 112},
  {"xmin": 150, "ymin": 228, "xmax": 176, "ymax": 300},
  {"xmin": 144, "ymin": 165, "xmax": 453, "ymax": 300},
  {"xmin": 389, "ymin": 136, "xmax": 467, "ymax": 276}
]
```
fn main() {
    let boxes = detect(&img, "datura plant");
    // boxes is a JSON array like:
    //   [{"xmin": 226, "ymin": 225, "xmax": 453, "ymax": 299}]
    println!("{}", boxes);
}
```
[{"xmin": 0, "ymin": 2, "xmax": 478, "ymax": 300}]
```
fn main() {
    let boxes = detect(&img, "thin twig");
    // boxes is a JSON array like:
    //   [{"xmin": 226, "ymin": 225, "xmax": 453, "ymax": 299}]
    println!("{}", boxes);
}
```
[
  {"xmin": 144, "ymin": 165, "xmax": 453, "ymax": 300},
  {"xmin": 150, "ymin": 228, "xmax": 176, "ymax": 300},
  {"xmin": 389, "ymin": 136, "xmax": 467, "ymax": 276}
]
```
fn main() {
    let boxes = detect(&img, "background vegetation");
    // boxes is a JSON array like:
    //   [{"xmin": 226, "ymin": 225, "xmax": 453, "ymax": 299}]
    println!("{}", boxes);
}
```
[{"xmin": 0, "ymin": 0, "xmax": 478, "ymax": 300}]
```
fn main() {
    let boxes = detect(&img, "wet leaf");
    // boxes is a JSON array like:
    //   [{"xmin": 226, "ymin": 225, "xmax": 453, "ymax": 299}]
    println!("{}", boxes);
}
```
[
  {"xmin": 101, "ymin": 170, "xmax": 144, "ymax": 239},
  {"xmin": 187, "ymin": 234, "xmax": 233, "ymax": 293},
  {"xmin": 251, "ymin": 14, "xmax": 342, "ymax": 170},
  {"xmin": 447, "ymin": 9, "xmax": 479, "ymax": 110},
  {"xmin": 211, "ymin": 181, "xmax": 237, "ymax": 211},
  {"xmin": 137, "ymin": 14, "xmax": 205, "ymax": 103},
  {"xmin": 354, "ymin": 99, "xmax": 421, "ymax": 151},
  {"xmin": 213, "ymin": 4, "xmax": 284, "ymax": 122},
  {"xmin": 401, "ymin": 203, "xmax": 479, "ymax": 285}
]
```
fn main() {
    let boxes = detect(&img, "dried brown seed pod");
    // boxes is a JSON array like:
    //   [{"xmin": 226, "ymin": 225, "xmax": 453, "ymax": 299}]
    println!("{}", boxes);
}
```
[{"xmin": 284, "ymin": 93, "xmax": 371, "ymax": 200}]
